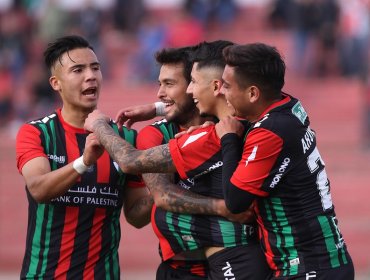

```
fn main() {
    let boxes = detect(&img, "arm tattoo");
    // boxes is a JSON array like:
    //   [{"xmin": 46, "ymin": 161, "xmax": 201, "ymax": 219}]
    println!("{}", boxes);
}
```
[
  {"xmin": 143, "ymin": 173, "xmax": 221, "ymax": 215},
  {"xmin": 93, "ymin": 119, "xmax": 176, "ymax": 174}
]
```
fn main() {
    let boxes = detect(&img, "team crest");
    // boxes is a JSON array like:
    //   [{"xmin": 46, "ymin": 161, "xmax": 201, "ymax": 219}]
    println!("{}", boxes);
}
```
[{"xmin": 292, "ymin": 101, "xmax": 307, "ymax": 124}]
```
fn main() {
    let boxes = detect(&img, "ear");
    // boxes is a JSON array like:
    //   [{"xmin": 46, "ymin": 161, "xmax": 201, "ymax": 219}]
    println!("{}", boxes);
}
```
[
  {"xmin": 213, "ymin": 79, "xmax": 223, "ymax": 97},
  {"xmin": 248, "ymin": 86, "xmax": 260, "ymax": 103},
  {"xmin": 49, "ymin": 76, "xmax": 61, "ymax": 91}
]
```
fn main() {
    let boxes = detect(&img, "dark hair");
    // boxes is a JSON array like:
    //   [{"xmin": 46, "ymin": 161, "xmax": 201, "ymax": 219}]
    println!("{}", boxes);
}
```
[
  {"xmin": 192, "ymin": 40, "xmax": 234, "ymax": 70},
  {"xmin": 44, "ymin": 35, "xmax": 93, "ymax": 70},
  {"xmin": 223, "ymin": 43, "xmax": 285, "ymax": 98},
  {"xmin": 155, "ymin": 46, "xmax": 194, "ymax": 84}
]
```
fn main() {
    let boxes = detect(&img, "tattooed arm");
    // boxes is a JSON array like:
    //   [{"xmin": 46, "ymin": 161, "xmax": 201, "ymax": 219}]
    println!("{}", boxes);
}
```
[
  {"xmin": 143, "ymin": 173, "xmax": 231, "ymax": 216},
  {"xmin": 84, "ymin": 110, "xmax": 176, "ymax": 174},
  {"xmin": 123, "ymin": 183, "xmax": 153, "ymax": 228}
]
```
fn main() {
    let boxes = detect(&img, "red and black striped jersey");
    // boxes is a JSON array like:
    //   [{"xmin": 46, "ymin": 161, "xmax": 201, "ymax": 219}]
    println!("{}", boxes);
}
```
[
  {"xmin": 16, "ymin": 109, "xmax": 142, "ymax": 279},
  {"xmin": 138, "ymin": 119, "xmax": 257, "ymax": 264},
  {"xmin": 169, "ymin": 94, "xmax": 352, "ymax": 277}
]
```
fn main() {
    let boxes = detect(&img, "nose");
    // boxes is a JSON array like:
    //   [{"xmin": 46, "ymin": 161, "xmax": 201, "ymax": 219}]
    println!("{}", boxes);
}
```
[
  {"xmin": 86, "ymin": 67, "xmax": 98, "ymax": 81},
  {"xmin": 157, "ymin": 85, "xmax": 166, "ymax": 99}
]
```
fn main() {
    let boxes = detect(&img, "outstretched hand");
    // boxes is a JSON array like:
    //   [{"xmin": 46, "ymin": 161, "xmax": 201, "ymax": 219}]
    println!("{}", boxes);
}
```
[{"xmin": 115, "ymin": 103, "xmax": 157, "ymax": 129}]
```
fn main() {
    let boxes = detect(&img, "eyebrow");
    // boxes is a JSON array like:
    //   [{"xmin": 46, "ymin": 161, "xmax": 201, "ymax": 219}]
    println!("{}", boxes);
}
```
[{"xmin": 70, "ymin": 62, "xmax": 101, "ymax": 69}]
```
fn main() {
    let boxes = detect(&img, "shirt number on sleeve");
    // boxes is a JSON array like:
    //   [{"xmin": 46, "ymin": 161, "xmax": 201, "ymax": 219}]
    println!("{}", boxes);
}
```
[{"xmin": 307, "ymin": 147, "xmax": 333, "ymax": 210}]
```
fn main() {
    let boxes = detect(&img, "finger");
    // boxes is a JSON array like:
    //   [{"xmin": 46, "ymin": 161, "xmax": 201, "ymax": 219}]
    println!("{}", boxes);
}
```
[
  {"xmin": 114, "ymin": 109, "xmax": 128, "ymax": 124},
  {"xmin": 174, "ymin": 131, "xmax": 186, "ymax": 138},
  {"xmin": 125, "ymin": 119, "xmax": 136, "ymax": 130}
]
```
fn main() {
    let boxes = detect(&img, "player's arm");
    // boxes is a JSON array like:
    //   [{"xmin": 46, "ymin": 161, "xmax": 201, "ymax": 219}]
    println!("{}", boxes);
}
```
[
  {"xmin": 216, "ymin": 117, "xmax": 256, "ymax": 213},
  {"xmin": 123, "ymin": 180, "xmax": 153, "ymax": 228},
  {"xmin": 85, "ymin": 110, "xmax": 177, "ymax": 174},
  {"xmin": 18, "ymin": 131, "xmax": 103, "ymax": 203},
  {"xmin": 217, "ymin": 117, "xmax": 282, "ymax": 214},
  {"xmin": 115, "ymin": 102, "xmax": 164, "ymax": 129},
  {"xmin": 143, "ymin": 173, "xmax": 231, "ymax": 217}
]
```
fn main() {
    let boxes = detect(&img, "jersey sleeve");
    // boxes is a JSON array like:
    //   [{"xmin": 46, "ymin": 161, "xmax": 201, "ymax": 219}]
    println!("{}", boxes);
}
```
[
  {"xmin": 16, "ymin": 123, "xmax": 47, "ymax": 173},
  {"xmin": 137, "ymin": 125, "xmax": 164, "ymax": 149},
  {"xmin": 230, "ymin": 128, "xmax": 283, "ymax": 196},
  {"xmin": 168, "ymin": 126, "xmax": 221, "ymax": 179}
]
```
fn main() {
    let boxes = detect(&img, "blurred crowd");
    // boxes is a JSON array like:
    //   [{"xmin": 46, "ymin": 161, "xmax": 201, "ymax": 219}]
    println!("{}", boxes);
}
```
[{"xmin": 0, "ymin": 0, "xmax": 370, "ymax": 141}]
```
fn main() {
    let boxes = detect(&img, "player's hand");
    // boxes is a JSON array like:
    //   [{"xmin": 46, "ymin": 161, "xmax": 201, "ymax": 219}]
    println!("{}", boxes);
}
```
[
  {"xmin": 175, "ymin": 121, "xmax": 215, "ymax": 138},
  {"xmin": 215, "ymin": 116, "xmax": 244, "ymax": 139},
  {"xmin": 217, "ymin": 200, "xmax": 255, "ymax": 224},
  {"xmin": 84, "ymin": 109, "xmax": 110, "ymax": 132},
  {"xmin": 115, "ymin": 103, "xmax": 157, "ymax": 129},
  {"xmin": 83, "ymin": 133, "xmax": 105, "ymax": 165}
]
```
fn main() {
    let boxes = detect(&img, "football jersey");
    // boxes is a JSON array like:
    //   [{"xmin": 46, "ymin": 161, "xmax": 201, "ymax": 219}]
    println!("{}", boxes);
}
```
[
  {"xmin": 16, "ymin": 109, "xmax": 142, "ymax": 279},
  {"xmin": 168, "ymin": 94, "xmax": 352, "ymax": 277},
  {"xmin": 137, "ymin": 119, "xmax": 257, "ymax": 262}
]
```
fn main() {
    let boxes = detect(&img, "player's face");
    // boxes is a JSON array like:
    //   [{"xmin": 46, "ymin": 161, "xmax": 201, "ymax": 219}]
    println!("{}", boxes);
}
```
[
  {"xmin": 50, "ymin": 48, "xmax": 102, "ymax": 113},
  {"xmin": 187, "ymin": 63, "xmax": 217, "ymax": 117},
  {"xmin": 157, "ymin": 63, "xmax": 195, "ymax": 124},
  {"xmin": 221, "ymin": 65, "xmax": 251, "ymax": 119}
]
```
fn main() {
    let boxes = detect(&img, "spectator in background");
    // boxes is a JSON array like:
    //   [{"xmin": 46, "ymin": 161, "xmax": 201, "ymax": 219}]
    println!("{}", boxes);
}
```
[
  {"xmin": 312, "ymin": 0, "xmax": 341, "ymax": 77},
  {"xmin": 0, "ymin": 61, "xmax": 13, "ymax": 127},
  {"xmin": 338, "ymin": 0, "xmax": 370, "ymax": 80},
  {"xmin": 113, "ymin": 0, "xmax": 146, "ymax": 34},
  {"xmin": 184, "ymin": 0, "xmax": 237, "ymax": 30}
]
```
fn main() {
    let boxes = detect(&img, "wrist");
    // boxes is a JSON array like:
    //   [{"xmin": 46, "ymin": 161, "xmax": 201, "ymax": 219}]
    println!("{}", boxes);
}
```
[
  {"xmin": 215, "ymin": 199, "xmax": 228, "ymax": 217},
  {"xmin": 154, "ymin": 102, "xmax": 166, "ymax": 116},
  {"xmin": 72, "ymin": 156, "xmax": 90, "ymax": 174}
]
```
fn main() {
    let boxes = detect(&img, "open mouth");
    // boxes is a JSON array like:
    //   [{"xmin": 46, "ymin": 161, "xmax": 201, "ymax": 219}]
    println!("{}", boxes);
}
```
[
  {"xmin": 82, "ymin": 87, "xmax": 97, "ymax": 96},
  {"xmin": 162, "ymin": 100, "xmax": 175, "ymax": 109}
]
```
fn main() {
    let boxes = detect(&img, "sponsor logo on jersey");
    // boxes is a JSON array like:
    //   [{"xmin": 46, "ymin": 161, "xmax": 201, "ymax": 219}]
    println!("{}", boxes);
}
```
[
  {"xmin": 290, "ymin": 257, "xmax": 300, "ymax": 266},
  {"xmin": 48, "ymin": 154, "xmax": 66, "ymax": 164},
  {"xmin": 181, "ymin": 131, "xmax": 208, "ymax": 148},
  {"xmin": 269, "ymin": 157, "xmax": 290, "ymax": 188},
  {"xmin": 292, "ymin": 101, "xmax": 307, "ymax": 124},
  {"xmin": 178, "ymin": 178, "xmax": 194, "ymax": 190},
  {"xmin": 182, "ymin": 235, "xmax": 195, "ymax": 242},
  {"xmin": 194, "ymin": 161, "xmax": 223, "ymax": 178}
]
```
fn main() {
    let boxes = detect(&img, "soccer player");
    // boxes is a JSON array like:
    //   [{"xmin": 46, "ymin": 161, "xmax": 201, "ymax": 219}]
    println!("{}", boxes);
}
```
[
  {"xmin": 85, "ymin": 41, "xmax": 271, "ymax": 279},
  {"xmin": 15, "ymin": 35, "xmax": 152, "ymax": 279},
  {"xmin": 214, "ymin": 43, "xmax": 354, "ymax": 279}
]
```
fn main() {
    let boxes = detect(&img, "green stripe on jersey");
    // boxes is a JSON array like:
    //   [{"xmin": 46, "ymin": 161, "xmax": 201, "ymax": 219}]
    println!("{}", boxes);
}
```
[
  {"xmin": 105, "ymin": 209, "xmax": 121, "ymax": 279},
  {"xmin": 218, "ymin": 220, "xmax": 236, "ymax": 246},
  {"xmin": 177, "ymin": 214, "xmax": 198, "ymax": 250},
  {"xmin": 27, "ymin": 204, "xmax": 54, "ymax": 279},
  {"xmin": 317, "ymin": 215, "xmax": 347, "ymax": 268},
  {"xmin": 265, "ymin": 197, "xmax": 299, "ymax": 276},
  {"xmin": 165, "ymin": 213, "xmax": 186, "ymax": 251}
]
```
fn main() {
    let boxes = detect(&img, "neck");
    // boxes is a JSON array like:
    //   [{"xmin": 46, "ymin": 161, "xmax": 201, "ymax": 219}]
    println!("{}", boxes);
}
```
[
  {"xmin": 61, "ymin": 106, "xmax": 91, "ymax": 129},
  {"xmin": 179, "ymin": 111, "xmax": 206, "ymax": 130}
]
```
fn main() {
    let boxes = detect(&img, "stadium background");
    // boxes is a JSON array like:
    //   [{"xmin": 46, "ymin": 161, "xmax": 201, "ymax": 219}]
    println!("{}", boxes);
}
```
[{"xmin": 0, "ymin": 0, "xmax": 369, "ymax": 279}]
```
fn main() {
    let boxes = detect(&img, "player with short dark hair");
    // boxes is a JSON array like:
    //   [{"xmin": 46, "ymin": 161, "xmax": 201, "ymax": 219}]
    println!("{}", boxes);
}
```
[
  {"xmin": 16, "ymin": 35, "xmax": 151, "ymax": 279},
  {"xmin": 215, "ymin": 43, "xmax": 354, "ymax": 279}
]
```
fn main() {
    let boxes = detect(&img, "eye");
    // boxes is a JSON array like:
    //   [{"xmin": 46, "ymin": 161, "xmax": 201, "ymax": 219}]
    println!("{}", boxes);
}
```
[{"xmin": 92, "ymin": 65, "xmax": 101, "ymax": 71}]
